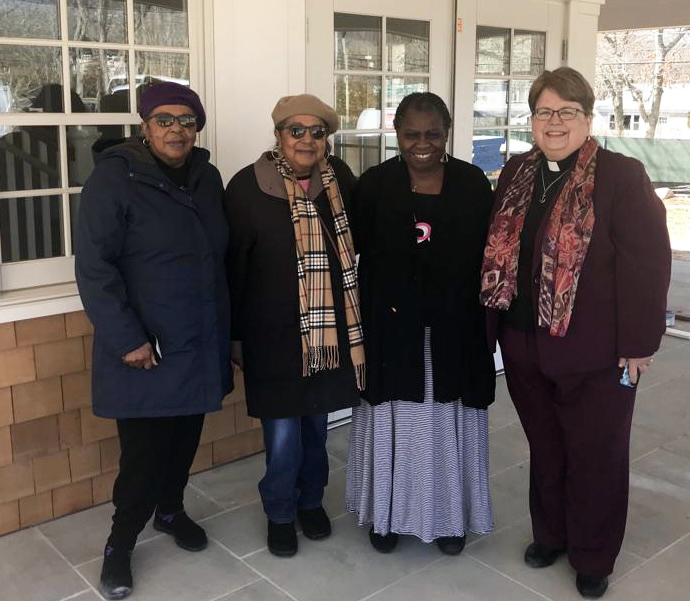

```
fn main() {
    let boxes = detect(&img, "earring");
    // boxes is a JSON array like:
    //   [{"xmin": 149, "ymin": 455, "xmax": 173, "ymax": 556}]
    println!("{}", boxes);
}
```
[
  {"xmin": 271, "ymin": 145, "xmax": 283, "ymax": 160},
  {"xmin": 440, "ymin": 152, "xmax": 449, "ymax": 163},
  {"xmin": 397, "ymin": 154, "xmax": 402, "ymax": 162},
  {"xmin": 323, "ymin": 147, "xmax": 331, "ymax": 160},
  {"xmin": 143, "ymin": 137, "xmax": 150, "ymax": 148}
]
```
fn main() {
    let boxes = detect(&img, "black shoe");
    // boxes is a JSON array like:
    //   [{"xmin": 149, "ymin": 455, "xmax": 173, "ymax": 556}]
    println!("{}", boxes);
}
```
[
  {"xmin": 576, "ymin": 573, "xmax": 609, "ymax": 598},
  {"xmin": 436, "ymin": 535, "xmax": 466, "ymax": 556},
  {"xmin": 153, "ymin": 510, "xmax": 207, "ymax": 551},
  {"xmin": 267, "ymin": 520, "xmax": 298, "ymax": 557},
  {"xmin": 368, "ymin": 527, "xmax": 399, "ymax": 553},
  {"xmin": 297, "ymin": 506, "xmax": 332, "ymax": 540},
  {"xmin": 98, "ymin": 545, "xmax": 132, "ymax": 600},
  {"xmin": 524, "ymin": 542, "xmax": 565, "ymax": 568}
]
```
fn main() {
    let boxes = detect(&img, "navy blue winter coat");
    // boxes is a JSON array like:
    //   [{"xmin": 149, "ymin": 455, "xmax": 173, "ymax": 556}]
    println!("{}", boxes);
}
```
[{"xmin": 75, "ymin": 137, "xmax": 232, "ymax": 418}]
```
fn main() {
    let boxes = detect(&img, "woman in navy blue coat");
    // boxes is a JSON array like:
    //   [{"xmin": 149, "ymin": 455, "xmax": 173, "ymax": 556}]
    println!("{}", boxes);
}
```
[{"xmin": 75, "ymin": 82, "xmax": 230, "ymax": 600}]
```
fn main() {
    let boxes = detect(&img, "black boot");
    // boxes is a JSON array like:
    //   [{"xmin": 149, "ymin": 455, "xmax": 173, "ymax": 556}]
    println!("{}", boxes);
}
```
[
  {"xmin": 98, "ymin": 545, "xmax": 133, "ymax": 600},
  {"xmin": 267, "ymin": 520, "xmax": 298, "ymax": 557},
  {"xmin": 436, "ymin": 535, "xmax": 466, "ymax": 556},
  {"xmin": 524, "ymin": 542, "xmax": 565, "ymax": 568},
  {"xmin": 153, "ymin": 510, "xmax": 207, "ymax": 551},
  {"xmin": 369, "ymin": 527, "xmax": 399, "ymax": 553},
  {"xmin": 576, "ymin": 573, "xmax": 609, "ymax": 598},
  {"xmin": 297, "ymin": 506, "xmax": 331, "ymax": 540}
]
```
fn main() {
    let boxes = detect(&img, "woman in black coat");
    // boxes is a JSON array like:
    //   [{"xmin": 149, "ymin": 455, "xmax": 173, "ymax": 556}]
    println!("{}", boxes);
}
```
[
  {"xmin": 224, "ymin": 94, "xmax": 363, "ymax": 558},
  {"xmin": 75, "ymin": 83, "xmax": 230, "ymax": 600},
  {"xmin": 346, "ymin": 93, "xmax": 496, "ymax": 555}
]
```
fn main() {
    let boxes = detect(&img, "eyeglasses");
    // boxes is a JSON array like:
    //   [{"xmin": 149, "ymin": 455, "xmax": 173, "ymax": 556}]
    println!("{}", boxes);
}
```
[
  {"xmin": 147, "ymin": 113, "xmax": 197, "ymax": 128},
  {"xmin": 533, "ymin": 107, "xmax": 587, "ymax": 121},
  {"xmin": 281, "ymin": 124, "xmax": 329, "ymax": 140}
]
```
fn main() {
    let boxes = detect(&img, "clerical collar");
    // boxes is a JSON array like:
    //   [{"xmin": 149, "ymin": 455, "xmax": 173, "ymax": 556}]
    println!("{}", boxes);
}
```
[{"xmin": 545, "ymin": 149, "xmax": 579, "ymax": 172}]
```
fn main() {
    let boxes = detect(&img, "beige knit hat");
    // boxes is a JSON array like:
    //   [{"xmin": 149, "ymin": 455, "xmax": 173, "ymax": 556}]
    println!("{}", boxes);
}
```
[{"xmin": 271, "ymin": 94, "xmax": 339, "ymax": 133}]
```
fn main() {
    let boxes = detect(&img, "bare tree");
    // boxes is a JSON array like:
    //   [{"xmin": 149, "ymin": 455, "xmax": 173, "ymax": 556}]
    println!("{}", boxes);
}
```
[{"xmin": 596, "ymin": 27, "xmax": 690, "ymax": 138}]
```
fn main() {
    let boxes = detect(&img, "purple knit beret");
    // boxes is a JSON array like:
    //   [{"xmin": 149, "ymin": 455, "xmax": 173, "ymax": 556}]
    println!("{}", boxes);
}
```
[{"xmin": 138, "ymin": 81, "xmax": 206, "ymax": 132}]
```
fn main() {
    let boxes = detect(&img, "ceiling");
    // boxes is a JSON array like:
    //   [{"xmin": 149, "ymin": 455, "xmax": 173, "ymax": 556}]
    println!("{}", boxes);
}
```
[{"xmin": 599, "ymin": 0, "xmax": 690, "ymax": 31}]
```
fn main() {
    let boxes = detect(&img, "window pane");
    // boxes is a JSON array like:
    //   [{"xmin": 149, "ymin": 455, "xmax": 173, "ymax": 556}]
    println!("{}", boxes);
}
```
[
  {"xmin": 334, "ymin": 133, "xmax": 380, "ymax": 177},
  {"xmin": 472, "ymin": 129, "xmax": 507, "ymax": 185},
  {"xmin": 476, "ymin": 27, "xmax": 510, "ymax": 76},
  {"xmin": 0, "ymin": 195, "xmax": 64, "ymax": 263},
  {"xmin": 474, "ymin": 79, "xmax": 508, "ymax": 127},
  {"xmin": 0, "ymin": 127, "xmax": 60, "ymax": 191},
  {"xmin": 385, "ymin": 76, "xmax": 428, "ymax": 129},
  {"xmin": 0, "ymin": 46, "xmax": 62, "ymax": 113},
  {"xmin": 69, "ymin": 193, "xmax": 81, "ymax": 251},
  {"xmin": 335, "ymin": 75, "xmax": 381, "ymax": 130},
  {"xmin": 509, "ymin": 79, "xmax": 532, "ymax": 125},
  {"xmin": 0, "ymin": 0, "xmax": 59, "ymax": 39},
  {"xmin": 386, "ymin": 18, "xmax": 429, "ymax": 73},
  {"xmin": 68, "ymin": 0, "xmax": 126, "ymax": 43},
  {"xmin": 134, "ymin": 0, "xmax": 188, "ymax": 47},
  {"xmin": 513, "ymin": 30, "xmax": 545, "ymax": 76},
  {"xmin": 67, "ymin": 125, "xmax": 124, "ymax": 187},
  {"xmin": 70, "ymin": 48, "xmax": 129, "ymax": 113},
  {"xmin": 384, "ymin": 132, "xmax": 398, "ymax": 161},
  {"xmin": 135, "ymin": 51, "xmax": 190, "ymax": 95},
  {"xmin": 506, "ymin": 129, "xmax": 533, "ymax": 158},
  {"xmin": 335, "ymin": 13, "xmax": 381, "ymax": 71}
]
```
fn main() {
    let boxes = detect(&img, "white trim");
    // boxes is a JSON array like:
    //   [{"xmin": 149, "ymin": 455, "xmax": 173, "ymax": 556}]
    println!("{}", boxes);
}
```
[
  {"xmin": 666, "ymin": 327, "xmax": 690, "ymax": 340},
  {"xmin": 0, "ymin": 283, "xmax": 82, "ymax": 324}
]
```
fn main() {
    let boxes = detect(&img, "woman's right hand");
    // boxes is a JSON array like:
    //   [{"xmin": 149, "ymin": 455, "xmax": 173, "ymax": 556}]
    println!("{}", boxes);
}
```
[{"xmin": 122, "ymin": 342, "xmax": 159, "ymax": 369}]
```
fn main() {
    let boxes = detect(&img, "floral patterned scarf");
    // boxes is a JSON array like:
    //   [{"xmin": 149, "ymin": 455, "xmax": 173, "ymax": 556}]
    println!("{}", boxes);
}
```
[
  {"xmin": 480, "ymin": 136, "xmax": 598, "ymax": 337},
  {"xmin": 274, "ymin": 155, "xmax": 365, "ymax": 389}
]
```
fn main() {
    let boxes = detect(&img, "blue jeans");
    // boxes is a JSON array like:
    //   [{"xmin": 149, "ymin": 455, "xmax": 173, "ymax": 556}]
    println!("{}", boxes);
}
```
[{"xmin": 259, "ymin": 414, "xmax": 329, "ymax": 523}]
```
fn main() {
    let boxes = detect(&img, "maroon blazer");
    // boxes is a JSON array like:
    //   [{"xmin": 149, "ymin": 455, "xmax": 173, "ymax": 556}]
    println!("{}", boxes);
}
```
[{"xmin": 487, "ymin": 146, "xmax": 671, "ymax": 376}]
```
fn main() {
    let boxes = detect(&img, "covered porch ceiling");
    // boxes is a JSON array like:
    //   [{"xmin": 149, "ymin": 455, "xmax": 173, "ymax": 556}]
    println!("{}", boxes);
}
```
[{"xmin": 599, "ymin": 0, "xmax": 690, "ymax": 31}]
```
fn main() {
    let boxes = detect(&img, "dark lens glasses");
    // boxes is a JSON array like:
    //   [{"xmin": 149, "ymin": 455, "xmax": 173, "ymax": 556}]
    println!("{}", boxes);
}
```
[
  {"xmin": 284, "ymin": 124, "xmax": 328, "ymax": 140},
  {"xmin": 149, "ymin": 113, "xmax": 197, "ymax": 128}
]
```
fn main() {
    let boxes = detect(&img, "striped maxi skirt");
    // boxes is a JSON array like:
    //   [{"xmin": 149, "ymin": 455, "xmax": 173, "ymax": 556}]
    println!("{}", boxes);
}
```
[{"xmin": 345, "ymin": 328, "xmax": 494, "ymax": 542}]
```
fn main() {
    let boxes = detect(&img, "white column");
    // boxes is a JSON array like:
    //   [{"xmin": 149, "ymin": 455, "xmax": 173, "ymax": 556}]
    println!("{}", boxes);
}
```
[{"xmin": 564, "ymin": 0, "xmax": 606, "ymax": 82}]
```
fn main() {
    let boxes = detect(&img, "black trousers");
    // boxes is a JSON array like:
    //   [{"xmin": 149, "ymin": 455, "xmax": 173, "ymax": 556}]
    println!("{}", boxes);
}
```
[
  {"xmin": 500, "ymin": 325, "xmax": 636, "ymax": 577},
  {"xmin": 107, "ymin": 414, "xmax": 205, "ymax": 550}
]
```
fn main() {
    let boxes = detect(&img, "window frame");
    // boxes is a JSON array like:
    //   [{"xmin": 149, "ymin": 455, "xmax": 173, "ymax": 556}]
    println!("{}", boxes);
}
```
[{"xmin": 0, "ymin": 0, "xmax": 207, "ymax": 294}]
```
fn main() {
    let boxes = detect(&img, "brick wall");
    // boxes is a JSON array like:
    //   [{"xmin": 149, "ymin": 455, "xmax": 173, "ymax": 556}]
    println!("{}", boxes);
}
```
[{"xmin": 0, "ymin": 312, "xmax": 262, "ymax": 535}]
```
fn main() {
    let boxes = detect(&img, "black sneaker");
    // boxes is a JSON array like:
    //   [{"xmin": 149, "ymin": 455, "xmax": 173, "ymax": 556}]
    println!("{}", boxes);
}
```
[
  {"xmin": 267, "ymin": 520, "xmax": 298, "ymax": 557},
  {"xmin": 98, "ymin": 545, "xmax": 132, "ymax": 600},
  {"xmin": 524, "ymin": 542, "xmax": 565, "ymax": 568},
  {"xmin": 153, "ymin": 510, "xmax": 207, "ymax": 551},
  {"xmin": 436, "ymin": 535, "xmax": 466, "ymax": 555},
  {"xmin": 368, "ymin": 527, "xmax": 399, "ymax": 553},
  {"xmin": 297, "ymin": 506, "xmax": 332, "ymax": 540},
  {"xmin": 576, "ymin": 573, "xmax": 609, "ymax": 598}
]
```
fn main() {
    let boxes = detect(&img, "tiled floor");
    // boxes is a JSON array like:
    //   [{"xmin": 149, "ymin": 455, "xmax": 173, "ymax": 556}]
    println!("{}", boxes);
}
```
[{"xmin": 2, "ymin": 334, "xmax": 690, "ymax": 601}]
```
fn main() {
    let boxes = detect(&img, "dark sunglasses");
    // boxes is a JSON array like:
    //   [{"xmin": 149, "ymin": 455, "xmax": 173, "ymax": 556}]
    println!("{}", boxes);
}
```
[
  {"xmin": 282, "ymin": 124, "xmax": 328, "ymax": 140},
  {"xmin": 148, "ymin": 113, "xmax": 197, "ymax": 128}
]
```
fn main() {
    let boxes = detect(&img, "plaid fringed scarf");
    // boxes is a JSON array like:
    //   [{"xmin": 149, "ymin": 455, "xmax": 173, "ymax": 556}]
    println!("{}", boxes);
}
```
[
  {"xmin": 274, "ymin": 156, "xmax": 365, "ymax": 390},
  {"xmin": 480, "ymin": 136, "xmax": 598, "ymax": 337}
]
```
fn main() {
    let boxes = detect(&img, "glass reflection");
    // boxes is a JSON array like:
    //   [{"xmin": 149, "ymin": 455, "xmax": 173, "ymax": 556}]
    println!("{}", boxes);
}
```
[
  {"xmin": 0, "ymin": 0, "xmax": 59, "ymax": 39},
  {"xmin": 386, "ymin": 18, "xmax": 429, "ymax": 73},
  {"xmin": 335, "ymin": 13, "xmax": 381, "ymax": 71},
  {"xmin": 474, "ymin": 79, "xmax": 508, "ymax": 127},
  {"xmin": 335, "ymin": 75, "xmax": 381, "ymax": 130},
  {"xmin": 334, "ymin": 133, "xmax": 380, "ymax": 178},
  {"xmin": 135, "ymin": 51, "xmax": 190, "ymax": 97},
  {"xmin": 0, "ymin": 46, "xmax": 62, "ymax": 113},
  {"xmin": 134, "ymin": 0, "xmax": 188, "ymax": 47},
  {"xmin": 67, "ymin": 125, "xmax": 124, "ymax": 187},
  {"xmin": 0, "ymin": 195, "xmax": 64, "ymax": 263},
  {"xmin": 386, "ymin": 76, "xmax": 428, "ymax": 128},
  {"xmin": 513, "ymin": 31, "xmax": 545, "ymax": 76},
  {"xmin": 509, "ymin": 79, "xmax": 532, "ymax": 125},
  {"xmin": 475, "ymin": 27, "xmax": 510, "ymax": 76},
  {"xmin": 0, "ymin": 126, "xmax": 61, "ymax": 191},
  {"xmin": 70, "ymin": 48, "xmax": 129, "ymax": 113},
  {"xmin": 472, "ymin": 129, "xmax": 507, "ymax": 185},
  {"xmin": 68, "ymin": 0, "xmax": 126, "ymax": 43}
]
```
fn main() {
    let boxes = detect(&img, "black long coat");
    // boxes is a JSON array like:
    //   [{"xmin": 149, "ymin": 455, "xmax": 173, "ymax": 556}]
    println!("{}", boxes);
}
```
[
  {"xmin": 354, "ymin": 156, "xmax": 496, "ymax": 408},
  {"xmin": 75, "ymin": 137, "xmax": 232, "ymax": 418},
  {"xmin": 224, "ymin": 153, "xmax": 361, "ymax": 419}
]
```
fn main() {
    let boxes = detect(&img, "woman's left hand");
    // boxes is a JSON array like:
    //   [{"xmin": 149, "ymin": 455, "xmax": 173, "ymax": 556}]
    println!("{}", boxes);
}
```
[{"xmin": 618, "ymin": 356, "xmax": 654, "ymax": 384}]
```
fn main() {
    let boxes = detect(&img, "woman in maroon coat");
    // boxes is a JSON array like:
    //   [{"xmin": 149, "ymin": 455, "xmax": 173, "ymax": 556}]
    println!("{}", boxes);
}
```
[{"xmin": 481, "ymin": 67, "xmax": 671, "ymax": 599}]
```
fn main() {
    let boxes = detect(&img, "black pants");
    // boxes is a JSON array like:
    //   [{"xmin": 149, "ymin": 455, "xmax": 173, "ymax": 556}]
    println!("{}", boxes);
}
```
[{"xmin": 107, "ymin": 414, "xmax": 205, "ymax": 550}]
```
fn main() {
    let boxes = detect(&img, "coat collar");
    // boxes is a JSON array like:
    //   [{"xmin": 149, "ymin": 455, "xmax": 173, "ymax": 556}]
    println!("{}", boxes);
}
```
[{"xmin": 253, "ymin": 152, "xmax": 325, "ymax": 201}]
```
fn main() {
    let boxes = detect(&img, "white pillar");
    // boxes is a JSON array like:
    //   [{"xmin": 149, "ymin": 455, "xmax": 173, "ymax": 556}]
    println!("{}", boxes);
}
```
[{"xmin": 565, "ymin": 0, "xmax": 606, "ymax": 82}]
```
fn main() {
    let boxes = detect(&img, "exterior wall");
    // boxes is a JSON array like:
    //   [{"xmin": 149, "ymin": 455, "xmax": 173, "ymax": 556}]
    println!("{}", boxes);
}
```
[{"xmin": 0, "ymin": 312, "xmax": 261, "ymax": 536}]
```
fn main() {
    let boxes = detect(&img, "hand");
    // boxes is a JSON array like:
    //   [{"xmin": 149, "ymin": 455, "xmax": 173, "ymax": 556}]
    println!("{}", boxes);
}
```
[
  {"xmin": 122, "ymin": 342, "xmax": 159, "ymax": 369},
  {"xmin": 618, "ymin": 356, "xmax": 653, "ymax": 385},
  {"xmin": 230, "ymin": 340, "xmax": 244, "ymax": 371}
]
